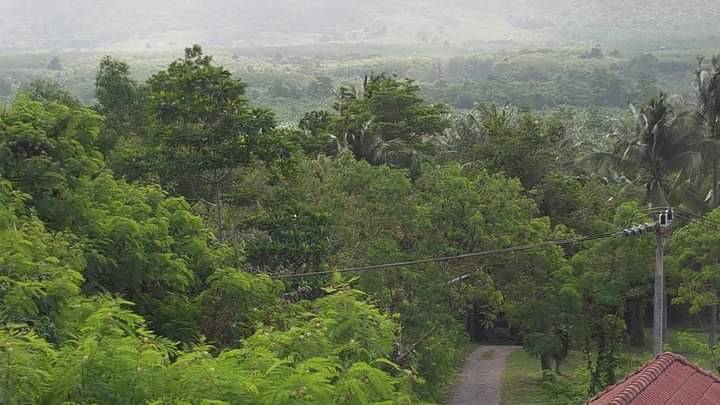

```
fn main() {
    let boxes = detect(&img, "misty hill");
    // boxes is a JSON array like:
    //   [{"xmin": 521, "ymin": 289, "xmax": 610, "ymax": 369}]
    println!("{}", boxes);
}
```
[{"xmin": 1, "ymin": 0, "xmax": 719, "ymax": 52}]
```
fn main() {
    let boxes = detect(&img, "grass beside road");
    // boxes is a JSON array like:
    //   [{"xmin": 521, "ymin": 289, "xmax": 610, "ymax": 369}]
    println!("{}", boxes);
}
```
[
  {"xmin": 499, "ymin": 349, "xmax": 544, "ymax": 405},
  {"xmin": 500, "ymin": 328, "xmax": 713, "ymax": 405}
]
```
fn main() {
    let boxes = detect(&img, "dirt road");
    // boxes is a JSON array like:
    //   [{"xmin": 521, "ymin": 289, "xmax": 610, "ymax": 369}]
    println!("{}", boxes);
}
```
[{"xmin": 449, "ymin": 345, "xmax": 520, "ymax": 405}]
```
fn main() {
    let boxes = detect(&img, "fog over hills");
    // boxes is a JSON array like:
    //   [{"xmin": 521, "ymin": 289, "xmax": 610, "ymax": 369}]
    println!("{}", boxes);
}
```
[{"xmin": 1, "ymin": 0, "xmax": 719, "ymax": 52}]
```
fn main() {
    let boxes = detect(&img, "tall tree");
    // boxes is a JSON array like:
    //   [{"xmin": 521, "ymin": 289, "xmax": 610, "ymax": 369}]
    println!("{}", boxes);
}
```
[
  {"xmin": 672, "ymin": 208, "xmax": 720, "ymax": 346},
  {"xmin": 442, "ymin": 104, "xmax": 568, "ymax": 190},
  {"xmin": 571, "ymin": 203, "xmax": 654, "ymax": 347},
  {"xmin": 694, "ymin": 56, "xmax": 720, "ymax": 345},
  {"xmin": 322, "ymin": 74, "xmax": 450, "ymax": 167},
  {"xmin": 696, "ymin": 56, "xmax": 720, "ymax": 206},
  {"xmin": 147, "ymin": 45, "xmax": 276, "ymax": 241},
  {"xmin": 0, "ymin": 96, "xmax": 219, "ymax": 342},
  {"xmin": 587, "ymin": 94, "xmax": 702, "ymax": 208},
  {"xmin": 95, "ymin": 56, "xmax": 144, "ymax": 153},
  {"xmin": 24, "ymin": 79, "xmax": 81, "ymax": 108},
  {"xmin": 47, "ymin": 56, "xmax": 63, "ymax": 71},
  {"xmin": 586, "ymin": 95, "xmax": 702, "ymax": 354}
]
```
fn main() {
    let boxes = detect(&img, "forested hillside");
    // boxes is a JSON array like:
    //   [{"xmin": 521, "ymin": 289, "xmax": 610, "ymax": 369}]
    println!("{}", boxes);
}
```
[
  {"xmin": 0, "ymin": 44, "xmax": 708, "ymax": 123},
  {"xmin": 2, "ymin": 42, "xmax": 720, "ymax": 404},
  {"xmin": 2, "ymin": 0, "xmax": 719, "ymax": 51}
]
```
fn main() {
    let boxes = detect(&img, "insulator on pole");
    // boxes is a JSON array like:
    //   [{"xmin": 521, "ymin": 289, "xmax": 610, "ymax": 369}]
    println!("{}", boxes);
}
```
[{"xmin": 622, "ymin": 222, "xmax": 657, "ymax": 237}]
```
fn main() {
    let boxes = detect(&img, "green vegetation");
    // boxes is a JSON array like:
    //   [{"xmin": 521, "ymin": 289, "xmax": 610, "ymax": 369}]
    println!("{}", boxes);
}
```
[
  {"xmin": 501, "ymin": 328, "xmax": 718, "ymax": 405},
  {"xmin": 0, "ymin": 44, "xmax": 713, "ymax": 122},
  {"xmin": 500, "ymin": 350, "xmax": 548, "ymax": 405},
  {"xmin": 3, "ymin": 34, "xmax": 720, "ymax": 404}
]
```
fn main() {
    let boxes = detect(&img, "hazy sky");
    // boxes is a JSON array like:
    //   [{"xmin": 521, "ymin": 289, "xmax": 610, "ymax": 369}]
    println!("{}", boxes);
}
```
[{"xmin": 1, "ymin": 0, "xmax": 718, "ymax": 52}]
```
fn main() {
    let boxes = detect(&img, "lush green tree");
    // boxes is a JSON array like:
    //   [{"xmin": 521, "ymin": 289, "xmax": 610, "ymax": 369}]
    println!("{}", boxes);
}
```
[
  {"xmin": 505, "ymin": 230, "xmax": 579, "ymax": 372},
  {"xmin": 0, "ymin": 287, "xmax": 417, "ymax": 404},
  {"xmin": 532, "ymin": 173, "xmax": 618, "ymax": 235},
  {"xmin": 232, "ymin": 156, "xmax": 535, "ymax": 399},
  {"xmin": 587, "ymin": 94, "xmax": 703, "ymax": 207},
  {"xmin": 696, "ymin": 56, "xmax": 720, "ymax": 141},
  {"xmin": 147, "ymin": 45, "xmax": 277, "ymax": 240},
  {"xmin": 24, "ymin": 79, "xmax": 81, "ymax": 108},
  {"xmin": 0, "ymin": 180, "xmax": 83, "ymax": 340},
  {"xmin": 0, "ymin": 95, "xmax": 104, "ymax": 222},
  {"xmin": 672, "ymin": 208, "xmax": 720, "ymax": 346},
  {"xmin": 0, "ymin": 327, "xmax": 57, "ymax": 404},
  {"xmin": 320, "ymin": 74, "xmax": 450, "ymax": 167},
  {"xmin": 298, "ymin": 110, "xmax": 334, "ymax": 157},
  {"xmin": 444, "ymin": 104, "xmax": 567, "ymax": 190},
  {"xmin": 564, "ymin": 203, "xmax": 658, "ymax": 392},
  {"xmin": 197, "ymin": 269, "xmax": 282, "ymax": 347},
  {"xmin": 246, "ymin": 203, "xmax": 332, "ymax": 275},
  {"xmin": 571, "ymin": 203, "xmax": 654, "ymax": 346},
  {"xmin": 583, "ymin": 314, "xmax": 626, "ymax": 394},
  {"xmin": 95, "ymin": 56, "xmax": 145, "ymax": 153},
  {"xmin": 0, "ymin": 95, "xmax": 220, "ymax": 343},
  {"xmin": 695, "ymin": 55, "xmax": 720, "ymax": 211}
]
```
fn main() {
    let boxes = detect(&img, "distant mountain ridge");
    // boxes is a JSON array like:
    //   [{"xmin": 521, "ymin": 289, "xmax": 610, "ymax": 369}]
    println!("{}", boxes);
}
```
[{"xmin": 1, "ymin": 0, "xmax": 718, "ymax": 52}]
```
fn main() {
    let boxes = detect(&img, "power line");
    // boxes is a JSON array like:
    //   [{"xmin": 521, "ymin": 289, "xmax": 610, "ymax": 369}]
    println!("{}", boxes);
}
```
[
  {"xmin": 445, "ymin": 257, "xmax": 520, "ymax": 284},
  {"xmin": 272, "ymin": 231, "xmax": 623, "ymax": 279},
  {"xmin": 674, "ymin": 208, "xmax": 720, "ymax": 228},
  {"xmin": 673, "ymin": 213, "xmax": 720, "ymax": 232},
  {"xmin": 619, "ymin": 208, "xmax": 720, "ymax": 234}
]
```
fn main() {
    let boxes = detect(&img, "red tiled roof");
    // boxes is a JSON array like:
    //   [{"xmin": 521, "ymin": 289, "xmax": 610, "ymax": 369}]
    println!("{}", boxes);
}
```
[{"xmin": 587, "ymin": 352, "xmax": 720, "ymax": 405}]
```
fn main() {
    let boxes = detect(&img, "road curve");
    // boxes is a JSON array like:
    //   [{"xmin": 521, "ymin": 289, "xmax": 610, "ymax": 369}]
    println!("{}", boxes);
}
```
[{"xmin": 449, "ymin": 345, "xmax": 520, "ymax": 405}]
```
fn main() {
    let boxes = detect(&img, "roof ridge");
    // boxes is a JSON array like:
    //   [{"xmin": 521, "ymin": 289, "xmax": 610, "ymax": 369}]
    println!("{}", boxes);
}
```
[
  {"xmin": 609, "ymin": 352, "xmax": 678, "ymax": 404},
  {"xmin": 587, "ymin": 352, "xmax": 683, "ymax": 405},
  {"xmin": 673, "ymin": 353, "xmax": 720, "ymax": 381}
]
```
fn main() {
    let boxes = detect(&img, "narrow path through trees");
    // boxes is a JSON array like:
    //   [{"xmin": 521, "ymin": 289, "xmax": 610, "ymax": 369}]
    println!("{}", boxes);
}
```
[{"xmin": 449, "ymin": 345, "xmax": 520, "ymax": 405}]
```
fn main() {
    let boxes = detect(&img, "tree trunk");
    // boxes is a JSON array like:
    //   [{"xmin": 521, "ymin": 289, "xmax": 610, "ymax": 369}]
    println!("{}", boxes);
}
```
[
  {"xmin": 214, "ymin": 178, "xmax": 223, "ymax": 241},
  {"xmin": 466, "ymin": 304, "xmax": 475, "ymax": 341},
  {"xmin": 540, "ymin": 353, "xmax": 552, "ymax": 371},
  {"xmin": 714, "ymin": 163, "xmax": 718, "ymax": 210},
  {"xmin": 711, "ymin": 291, "xmax": 718, "ymax": 347},
  {"xmin": 711, "ymin": 162, "xmax": 719, "ymax": 348},
  {"xmin": 466, "ymin": 302, "xmax": 483, "ymax": 342},
  {"xmin": 653, "ymin": 228, "xmax": 664, "ymax": 355},
  {"xmin": 627, "ymin": 300, "xmax": 645, "ymax": 347}
]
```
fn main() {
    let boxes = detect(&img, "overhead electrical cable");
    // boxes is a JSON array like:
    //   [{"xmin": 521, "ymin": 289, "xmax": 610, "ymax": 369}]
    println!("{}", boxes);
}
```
[
  {"xmin": 272, "ymin": 230, "xmax": 624, "ymax": 279},
  {"xmin": 674, "ymin": 208, "xmax": 720, "ymax": 228},
  {"xmin": 673, "ymin": 212, "xmax": 720, "ymax": 231}
]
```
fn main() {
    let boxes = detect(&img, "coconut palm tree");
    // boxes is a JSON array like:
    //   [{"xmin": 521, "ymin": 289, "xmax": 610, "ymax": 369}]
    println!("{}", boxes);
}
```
[
  {"xmin": 695, "ymin": 56, "xmax": 720, "ymax": 210},
  {"xmin": 692, "ymin": 56, "xmax": 720, "ymax": 346},
  {"xmin": 328, "ymin": 73, "xmax": 449, "ymax": 168},
  {"xmin": 329, "ymin": 78, "xmax": 412, "ymax": 166},
  {"xmin": 330, "ymin": 118, "xmax": 412, "ymax": 166},
  {"xmin": 586, "ymin": 94, "xmax": 703, "ymax": 208},
  {"xmin": 586, "ymin": 94, "xmax": 703, "ymax": 354}
]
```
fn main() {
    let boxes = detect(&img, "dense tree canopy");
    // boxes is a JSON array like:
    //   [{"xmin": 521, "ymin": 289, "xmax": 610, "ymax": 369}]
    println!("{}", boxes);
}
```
[{"xmin": 4, "ymin": 45, "xmax": 720, "ymax": 404}]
